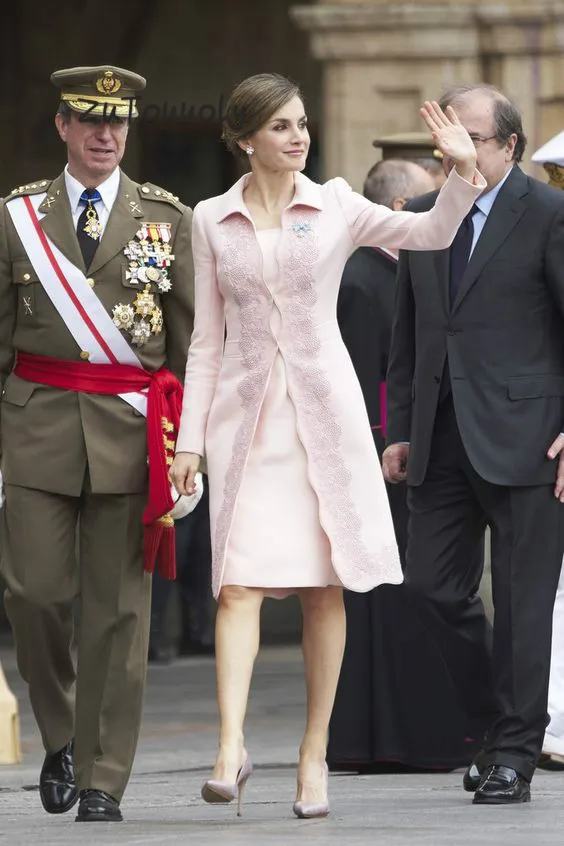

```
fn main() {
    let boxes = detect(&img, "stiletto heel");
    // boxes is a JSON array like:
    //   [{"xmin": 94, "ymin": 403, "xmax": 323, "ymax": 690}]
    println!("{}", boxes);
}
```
[
  {"xmin": 293, "ymin": 761, "xmax": 330, "ymax": 819},
  {"xmin": 201, "ymin": 753, "xmax": 253, "ymax": 816}
]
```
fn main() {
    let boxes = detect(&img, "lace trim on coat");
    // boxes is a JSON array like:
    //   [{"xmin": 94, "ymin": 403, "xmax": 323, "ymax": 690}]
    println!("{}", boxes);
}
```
[
  {"xmin": 281, "ymin": 211, "xmax": 395, "ymax": 582},
  {"xmin": 212, "ymin": 217, "xmax": 274, "ymax": 595}
]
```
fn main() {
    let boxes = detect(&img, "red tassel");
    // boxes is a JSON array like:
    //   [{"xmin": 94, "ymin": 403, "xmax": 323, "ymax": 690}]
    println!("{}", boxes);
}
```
[{"xmin": 144, "ymin": 515, "xmax": 177, "ymax": 580}]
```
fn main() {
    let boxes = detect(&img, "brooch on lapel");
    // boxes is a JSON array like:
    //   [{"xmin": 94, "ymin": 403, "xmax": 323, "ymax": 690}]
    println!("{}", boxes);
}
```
[
  {"xmin": 112, "ymin": 284, "xmax": 163, "ymax": 347},
  {"xmin": 290, "ymin": 221, "xmax": 313, "ymax": 237}
]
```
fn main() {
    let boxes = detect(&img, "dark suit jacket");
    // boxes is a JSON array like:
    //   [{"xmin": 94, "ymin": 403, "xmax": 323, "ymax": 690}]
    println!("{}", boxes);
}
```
[
  {"xmin": 386, "ymin": 165, "xmax": 564, "ymax": 487},
  {"xmin": 338, "ymin": 246, "xmax": 396, "ymax": 454}
]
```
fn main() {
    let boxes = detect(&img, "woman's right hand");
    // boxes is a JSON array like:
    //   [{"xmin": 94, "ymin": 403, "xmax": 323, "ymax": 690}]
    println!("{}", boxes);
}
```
[{"xmin": 170, "ymin": 452, "xmax": 201, "ymax": 496}]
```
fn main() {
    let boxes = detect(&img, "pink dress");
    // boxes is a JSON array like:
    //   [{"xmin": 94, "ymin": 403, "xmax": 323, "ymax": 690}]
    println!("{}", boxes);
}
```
[
  {"xmin": 176, "ymin": 169, "xmax": 486, "ymax": 598},
  {"xmin": 222, "ymin": 229, "xmax": 339, "ymax": 597}
]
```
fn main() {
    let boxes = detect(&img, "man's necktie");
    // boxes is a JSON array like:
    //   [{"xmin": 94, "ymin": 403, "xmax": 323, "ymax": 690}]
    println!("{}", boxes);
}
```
[
  {"xmin": 76, "ymin": 188, "xmax": 103, "ymax": 269},
  {"xmin": 449, "ymin": 204, "xmax": 478, "ymax": 307}
]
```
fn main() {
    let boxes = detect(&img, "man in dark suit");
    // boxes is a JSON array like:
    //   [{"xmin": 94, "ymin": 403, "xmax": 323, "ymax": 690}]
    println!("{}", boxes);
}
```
[{"xmin": 383, "ymin": 83, "xmax": 564, "ymax": 804}]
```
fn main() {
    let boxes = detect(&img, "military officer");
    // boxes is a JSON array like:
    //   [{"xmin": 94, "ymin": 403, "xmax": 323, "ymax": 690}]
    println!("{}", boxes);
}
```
[
  {"xmin": 0, "ymin": 66, "xmax": 195, "ymax": 822},
  {"xmin": 372, "ymin": 131, "xmax": 446, "ymax": 188}
]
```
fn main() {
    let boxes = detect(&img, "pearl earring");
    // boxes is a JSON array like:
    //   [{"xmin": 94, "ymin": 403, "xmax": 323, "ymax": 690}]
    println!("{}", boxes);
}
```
[{"xmin": 246, "ymin": 145, "xmax": 254, "ymax": 155}]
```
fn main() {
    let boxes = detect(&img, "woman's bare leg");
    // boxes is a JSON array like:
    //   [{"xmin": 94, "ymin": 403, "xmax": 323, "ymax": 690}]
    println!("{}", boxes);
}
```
[
  {"xmin": 210, "ymin": 585, "xmax": 264, "ymax": 781},
  {"xmin": 296, "ymin": 586, "xmax": 346, "ymax": 802}
]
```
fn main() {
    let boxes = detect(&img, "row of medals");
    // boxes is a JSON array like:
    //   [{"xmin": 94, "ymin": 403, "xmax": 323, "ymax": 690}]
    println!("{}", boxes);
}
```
[{"xmin": 112, "ymin": 228, "xmax": 174, "ymax": 347}]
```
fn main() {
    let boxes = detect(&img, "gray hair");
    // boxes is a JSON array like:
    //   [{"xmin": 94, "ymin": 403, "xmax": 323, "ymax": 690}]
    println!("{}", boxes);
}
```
[
  {"xmin": 363, "ymin": 159, "xmax": 429, "ymax": 208},
  {"xmin": 439, "ymin": 83, "xmax": 527, "ymax": 163}
]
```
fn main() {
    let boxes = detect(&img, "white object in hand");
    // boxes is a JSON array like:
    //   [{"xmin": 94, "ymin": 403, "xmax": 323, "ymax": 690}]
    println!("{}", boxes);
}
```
[{"xmin": 170, "ymin": 471, "xmax": 203, "ymax": 520}]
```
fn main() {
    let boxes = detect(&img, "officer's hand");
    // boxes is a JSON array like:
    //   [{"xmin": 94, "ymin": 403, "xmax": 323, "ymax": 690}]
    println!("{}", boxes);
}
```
[
  {"xmin": 382, "ymin": 443, "xmax": 409, "ymax": 484},
  {"xmin": 170, "ymin": 452, "xmax": 201, "ymax": 497},
  {"xmin": 547, "ymin": 433, "xmax": 564, "ymax": 502}
]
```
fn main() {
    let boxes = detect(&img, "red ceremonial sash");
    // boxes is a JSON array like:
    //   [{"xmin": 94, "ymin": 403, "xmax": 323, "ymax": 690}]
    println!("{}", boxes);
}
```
[{"xmin": 14, "ymin": 351, "xmax": 182, "ymax": 579}]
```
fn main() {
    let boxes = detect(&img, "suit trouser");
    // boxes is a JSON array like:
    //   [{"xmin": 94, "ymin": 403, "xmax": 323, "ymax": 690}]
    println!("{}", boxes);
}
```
[
  {"xmin": 0, "ymin": 483, "xmax": 151, "ymax": 802},
  {"xmin": 405, "ymin": 396, "xmax": 564, "ymax": 781}
]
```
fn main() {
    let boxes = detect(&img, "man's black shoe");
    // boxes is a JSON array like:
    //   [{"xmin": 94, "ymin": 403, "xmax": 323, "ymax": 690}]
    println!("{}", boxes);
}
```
[
  {"xmin": 75, "ymin": 789, "xmax": 123, "ymax": 822},
  {"xmin": 473, "ymin": 765, "xmax": 531, "ymax": 804},
  {"xmin": 463, "ymin": 748, "xmax": 489, "ymax": 792},
  {"xmin": 463, "ymin": 761, "xmax": 484, "ymax": 792},
  {"xmin": 39, "ymin": 739, "xmax": 78, "ymax": 814}
]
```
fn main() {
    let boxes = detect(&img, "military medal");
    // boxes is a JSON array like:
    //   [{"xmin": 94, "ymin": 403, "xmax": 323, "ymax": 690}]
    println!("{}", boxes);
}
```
[
  {"xmin": 150, "ymin": 306, "xmax": 163, "ymax": 334},
  {"xmin": 112, "ymin": 303, "xmax": 135, "ymax": 330},
  {"xmin": 134, "ymin": 285, "xmax": 155, "ymax": 317},
  {"xmin": 84, "ymin": 204, "xmax": 103, "ymax": 240},
  {"xmin": 130, "ymin": 319, "xmax": 152, "ymax": 346}
]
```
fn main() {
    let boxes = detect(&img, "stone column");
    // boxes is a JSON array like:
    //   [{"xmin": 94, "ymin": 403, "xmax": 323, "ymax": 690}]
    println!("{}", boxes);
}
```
[{"xmin": 291, "ymin": 1, "xmax": 564, "ymax": 187}]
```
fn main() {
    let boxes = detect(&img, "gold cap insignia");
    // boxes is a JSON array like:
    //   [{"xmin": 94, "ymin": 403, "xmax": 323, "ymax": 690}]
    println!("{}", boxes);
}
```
[
  {"xmin": 544, "ymin": 163, "xmax": 564, "ymax": 190},
  {"xmin": 96, "ymin": 71, "xmax": 122, "ymax": 96}
]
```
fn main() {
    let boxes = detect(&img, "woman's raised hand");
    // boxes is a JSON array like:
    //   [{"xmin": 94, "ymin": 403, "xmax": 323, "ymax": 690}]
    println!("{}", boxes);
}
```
[{"xmin": 420, "ymin": 100, "xmax": 477, "ymax": 181}]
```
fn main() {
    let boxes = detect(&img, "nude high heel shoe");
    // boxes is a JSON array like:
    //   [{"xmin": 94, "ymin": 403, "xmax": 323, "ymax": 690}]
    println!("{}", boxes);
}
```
[
  {"xmin": 292, "ymin": 762, "xmax": 330, "ymax": 819},
  {"xmin": 201, "ymin": 753, "xmax": 253, "ymax": 817}
]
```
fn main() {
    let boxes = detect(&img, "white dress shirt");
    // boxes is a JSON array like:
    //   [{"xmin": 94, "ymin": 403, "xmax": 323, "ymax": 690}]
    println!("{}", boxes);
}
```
[{"xmin": 64, "ymin": 165, "xmax": 120, "ymax": 234}]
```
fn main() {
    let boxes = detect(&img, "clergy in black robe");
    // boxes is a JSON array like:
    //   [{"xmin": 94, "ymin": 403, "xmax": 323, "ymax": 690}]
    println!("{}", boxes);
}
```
[{"xmin": 329, "ymin": 157, "xmax": 491, "ymax": 773}]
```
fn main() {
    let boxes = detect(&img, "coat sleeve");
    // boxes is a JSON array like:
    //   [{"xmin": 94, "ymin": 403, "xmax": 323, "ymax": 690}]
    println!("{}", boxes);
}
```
[
  {"xmin": 385, "ymin": 249, "xmax": 415, "ymax": 445},
  {"xmin": 334, "ymin": 166, "xmax": 486, "ymax": 252},
  {"xmin": 0, "ymin": 199, "xmax": 17, "ymax": 459},
  {"xmin": 176, "ymin": 203, "xmax": 225, "ymax": 456},
  {"xmin": 163, "ymin": 206, "xmax": 195, "ymax": 383}
]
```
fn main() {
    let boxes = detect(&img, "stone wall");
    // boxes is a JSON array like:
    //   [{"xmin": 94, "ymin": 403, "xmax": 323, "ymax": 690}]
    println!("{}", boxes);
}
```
[{"xmin": 291, "ymin": 1, "xmax": 564, "ymax": 189}]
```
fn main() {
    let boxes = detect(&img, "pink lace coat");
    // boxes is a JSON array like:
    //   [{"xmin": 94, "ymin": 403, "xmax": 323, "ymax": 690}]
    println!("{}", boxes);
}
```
[{"xmin": 177, "ymin": 168, "xmax": 485, "ymax": 598}]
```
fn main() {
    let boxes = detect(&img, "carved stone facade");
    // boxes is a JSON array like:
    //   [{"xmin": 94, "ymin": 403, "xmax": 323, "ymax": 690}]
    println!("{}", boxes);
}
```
[{"xmin": 291, "ymin": 0, "xmax": 564, "ymax": 189}]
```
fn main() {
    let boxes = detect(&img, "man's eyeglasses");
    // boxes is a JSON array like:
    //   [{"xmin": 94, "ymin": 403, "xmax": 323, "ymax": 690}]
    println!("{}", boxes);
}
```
[{"xmin": 468, "ymin": 134, "xmax": 498, "ymax": 147}]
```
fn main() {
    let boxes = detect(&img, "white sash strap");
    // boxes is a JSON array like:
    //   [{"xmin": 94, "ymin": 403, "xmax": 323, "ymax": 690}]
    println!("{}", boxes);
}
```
[{"xmin": 6, "ymin": 193, "xmax": 147, "ymax": 416}]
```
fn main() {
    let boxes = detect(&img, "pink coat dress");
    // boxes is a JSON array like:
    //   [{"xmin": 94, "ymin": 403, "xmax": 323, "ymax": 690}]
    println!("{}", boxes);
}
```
[{"xmin": 176, "ymin": 168, "xmax": 485, "ymax": 598}]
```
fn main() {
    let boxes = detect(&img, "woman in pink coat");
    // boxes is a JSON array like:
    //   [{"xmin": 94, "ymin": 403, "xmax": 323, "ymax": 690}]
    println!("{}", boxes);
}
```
[{"xmin": 171, "ymin": 73, "xmax": 485, "ymax": 818}]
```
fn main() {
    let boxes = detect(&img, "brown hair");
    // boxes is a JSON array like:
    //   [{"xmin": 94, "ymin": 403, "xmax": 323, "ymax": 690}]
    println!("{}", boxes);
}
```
[{"xmin": 222, "ymin": 73, "xmax": 303, "ymax": 158}]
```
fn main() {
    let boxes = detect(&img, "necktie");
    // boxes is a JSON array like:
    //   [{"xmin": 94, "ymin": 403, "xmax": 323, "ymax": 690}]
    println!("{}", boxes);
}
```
[
  {"xmin": 76, "ymin": 188, "xmax": 103, "ymax": 269},
  {"xmin": 449, "ymin": 204, "xmax": 478, "ymax": 307}
]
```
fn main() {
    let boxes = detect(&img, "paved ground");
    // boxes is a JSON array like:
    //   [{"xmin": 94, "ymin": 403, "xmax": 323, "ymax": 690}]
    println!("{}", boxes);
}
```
[{"xmin": 1, "ymin": 643, "xmax": 563, "ymax": 845}]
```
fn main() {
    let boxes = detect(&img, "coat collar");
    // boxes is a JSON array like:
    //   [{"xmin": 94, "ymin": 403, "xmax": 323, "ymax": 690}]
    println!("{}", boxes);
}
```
[{"xmin": 215, "ymin": 171, "xmax": 324, "ymax": 223}]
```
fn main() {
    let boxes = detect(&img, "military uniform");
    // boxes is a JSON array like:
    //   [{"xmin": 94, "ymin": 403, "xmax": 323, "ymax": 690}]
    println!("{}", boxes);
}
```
[{"xmin": 0, "ymin": 67, "xmax": 194, "ymax": 809}]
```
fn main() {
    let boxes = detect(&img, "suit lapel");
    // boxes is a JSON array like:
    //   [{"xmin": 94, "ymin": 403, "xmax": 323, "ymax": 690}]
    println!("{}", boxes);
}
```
[
  {"xmin": 451, "ymin": 166, "xmax": 529, "ymax": 314},
  {"xmin": 38, "ymin": 173, "xmax": 86, "ymax": 271},
  {"xmin": 88, "ymin": 172, "xmax": 144, "ymax": 275}
]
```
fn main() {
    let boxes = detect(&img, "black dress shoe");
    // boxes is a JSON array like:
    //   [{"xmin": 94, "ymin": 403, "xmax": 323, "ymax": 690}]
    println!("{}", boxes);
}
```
[
  {"xmin": 463, "ymin": 761, "xmax": 484, "ymax": 792},
  {"xmin": 473, "ymin": 765, "xmax": 531, "ymax": 805},
  {"xmin": 463, "ymin": 748, "xmax": 489, "ymax": 792},
  {"xmin": 75, "ymin": 789, "xmax": 123, "ymax": 822},
  {"xmin": 39, "ymin": 739, "xmax": 78, "ymax": 814}
]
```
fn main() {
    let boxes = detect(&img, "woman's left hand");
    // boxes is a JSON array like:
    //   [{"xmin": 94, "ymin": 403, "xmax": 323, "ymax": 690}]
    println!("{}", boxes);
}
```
[{"xmin": 420, "ymin": 100, "xmax": 477, "ymax": 179}]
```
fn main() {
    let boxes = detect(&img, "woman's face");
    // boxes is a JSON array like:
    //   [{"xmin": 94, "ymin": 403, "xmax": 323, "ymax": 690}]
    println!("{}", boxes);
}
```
[{"xmin": 243, "ymin": 96, "xmax": 310, "ymax": 173}]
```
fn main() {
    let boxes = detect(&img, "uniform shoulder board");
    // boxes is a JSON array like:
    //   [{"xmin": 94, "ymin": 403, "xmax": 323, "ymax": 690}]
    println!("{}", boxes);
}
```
[
  {"xmin": 8, "ymin": 179, "xmax": 51, "ymax": 199},
  {"xmin": 138, "ymin": 182, "xmax": 184, "ymax": 208}
]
